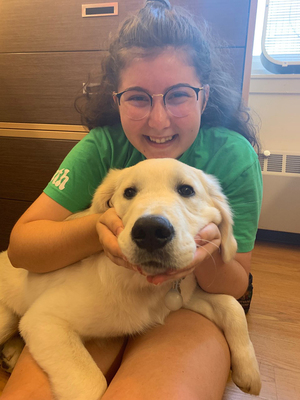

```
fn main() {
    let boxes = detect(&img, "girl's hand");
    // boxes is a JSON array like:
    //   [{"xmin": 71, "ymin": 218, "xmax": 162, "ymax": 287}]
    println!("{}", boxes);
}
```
[
  {"xmin": 191, "ymin": 222, "xmax": 221, "ymax": 267},
  {"xmin": 146, "ymin": 223, "xmax": 221, "ymax": 285},
  {"xmin": 96, "ymin": 208, "xmax": 139, "ymax": 271}
]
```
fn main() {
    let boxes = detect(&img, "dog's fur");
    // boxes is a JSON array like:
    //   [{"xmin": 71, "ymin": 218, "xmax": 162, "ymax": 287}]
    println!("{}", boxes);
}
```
[{"xmin": 0, "ymin": 158, "xmax": 261, "ymax": 400}]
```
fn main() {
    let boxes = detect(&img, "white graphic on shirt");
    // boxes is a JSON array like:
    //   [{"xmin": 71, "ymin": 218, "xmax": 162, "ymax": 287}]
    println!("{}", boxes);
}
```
[{"xmin": 50, "ymin": 168, "xmax": 70, "ymax": 190}]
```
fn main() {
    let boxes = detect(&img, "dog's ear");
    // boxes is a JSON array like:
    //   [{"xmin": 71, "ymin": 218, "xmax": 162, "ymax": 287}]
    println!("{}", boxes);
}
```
[
  {"xmin": 90, "ymin": 169, "xmax": 124, "ymax": 214},
  {"xmin": 200, "ymin": 172, "xmax": 238, "ymax": 263}
]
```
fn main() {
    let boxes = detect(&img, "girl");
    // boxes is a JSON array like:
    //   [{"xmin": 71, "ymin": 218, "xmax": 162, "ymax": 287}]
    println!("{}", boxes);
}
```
[{"xmin": 2, "ymin": 0, "xmax": 262, "ymax": 399}]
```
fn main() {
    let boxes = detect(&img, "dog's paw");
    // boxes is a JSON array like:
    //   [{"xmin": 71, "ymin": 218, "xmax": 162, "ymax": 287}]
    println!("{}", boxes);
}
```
[
  {"xmin": 231, "ymin": 345, "xmax": 261, "ymax": 395},
  {"xmin": 231, "ymin": 365, "xmax": 261, "ymax": 395},
  {"xmin": 0, "ymin": 335, "xmax": 25, "ymax": 373},
  {"xmin": 53, "ymin": 372, "xmax": 108, "ymax": 400}
]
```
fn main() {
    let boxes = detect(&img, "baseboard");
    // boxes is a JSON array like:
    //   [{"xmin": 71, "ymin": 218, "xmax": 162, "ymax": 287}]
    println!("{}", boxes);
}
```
[{"xmin": 256, "ymin": 229, "xmax": 300, "ymax": 246}]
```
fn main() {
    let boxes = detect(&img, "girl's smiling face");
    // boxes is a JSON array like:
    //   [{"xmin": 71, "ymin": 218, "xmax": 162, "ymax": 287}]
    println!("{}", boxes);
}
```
[{"xmin": 117, "ymin": 47, "xmax": 208, "ymax": 159}]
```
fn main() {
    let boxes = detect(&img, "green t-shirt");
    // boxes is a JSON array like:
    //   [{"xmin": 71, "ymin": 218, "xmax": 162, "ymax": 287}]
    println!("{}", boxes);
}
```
[{"xmin": 44, "ymin": 124, "xmax": 262, "ymax": 253}]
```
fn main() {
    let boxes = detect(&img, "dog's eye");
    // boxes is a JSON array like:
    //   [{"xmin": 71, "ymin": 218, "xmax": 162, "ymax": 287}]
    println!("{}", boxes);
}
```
[
  {"xmin": 124, "ymin": 187, "xmax": 137, "ymax": 199},
  {"xmin": 177, "ymin": 184, "xmax": 195, "ymax": 197}
]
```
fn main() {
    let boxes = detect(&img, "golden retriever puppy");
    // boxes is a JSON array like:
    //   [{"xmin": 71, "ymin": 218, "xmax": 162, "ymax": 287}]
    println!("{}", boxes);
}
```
[{"xmin": 0, "ymin": 159, "xmax": 261, "ymax": 400}]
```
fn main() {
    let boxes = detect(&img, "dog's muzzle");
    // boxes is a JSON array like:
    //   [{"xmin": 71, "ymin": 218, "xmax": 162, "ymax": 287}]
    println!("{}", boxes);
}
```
[{"xmin": 131, "ymin": 215, "xmax": 175, "ymax": 253}]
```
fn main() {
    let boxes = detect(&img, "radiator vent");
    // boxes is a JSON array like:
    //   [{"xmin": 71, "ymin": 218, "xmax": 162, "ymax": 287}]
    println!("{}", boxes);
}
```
[
  {"xmin": 286, "ymin": 155, "xmax": 300, "ymax": 174},
  {"xmin": 267, "ymin": 154, "xmax": 283, "ymax": 172},
  {"xmin": 259, "ymin": 151, "xmax": 300, "ymax": 175}
]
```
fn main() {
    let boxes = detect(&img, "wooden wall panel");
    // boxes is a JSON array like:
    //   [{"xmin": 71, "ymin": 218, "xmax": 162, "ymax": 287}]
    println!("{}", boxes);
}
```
[
  {"xmin": 0, "ymin": 137, "xmax": 79, "ymax": 249},
  {"xmin": 0, "ymin": 137, "xmax": 78, "ymax": 201},
  {"xmin": 0, "ymin": 199, "xmax": 32, "ymax": 251},
  {"xmin": 0, "ymin": 0, "xmax": 143, "ymax": 53},
  {"xmin": 0, "ymin": 0, "xmax": 250, "ymax": 53},
  {"xmin": 173, "ymin": 0, "xmax": 251, "ymax": 47},
  {"xmin": 0, "ymin": 52, "xmax": 106, "ymax": 124}
]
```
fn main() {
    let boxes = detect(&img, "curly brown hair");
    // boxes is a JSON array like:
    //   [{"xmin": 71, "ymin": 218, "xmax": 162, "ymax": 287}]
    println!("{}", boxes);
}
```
[{"xmin": 75, "ymin": 0, "xmax": 260, "ymax": 150}]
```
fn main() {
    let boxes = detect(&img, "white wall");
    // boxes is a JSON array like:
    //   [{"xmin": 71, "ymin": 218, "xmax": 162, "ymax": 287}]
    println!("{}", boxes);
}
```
[
  {"xmin": 248, "ymin": 74, "xmax": 300, "ymax": 233},
  {"xmin": 249, "ymin": 75, "xmax": 300, "ymax": 152}
]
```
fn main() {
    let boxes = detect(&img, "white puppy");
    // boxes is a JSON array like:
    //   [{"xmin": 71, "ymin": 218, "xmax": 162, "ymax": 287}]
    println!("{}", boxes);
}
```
[{"xmin": 0, "ymin": 158, "xmax": 261, "ymax": 400}]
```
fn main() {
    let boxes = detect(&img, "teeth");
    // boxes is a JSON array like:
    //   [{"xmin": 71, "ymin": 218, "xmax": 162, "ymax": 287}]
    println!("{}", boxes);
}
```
[{"xmin": 149, "ymin": 135, "xmax": 174, "ymax": 144}]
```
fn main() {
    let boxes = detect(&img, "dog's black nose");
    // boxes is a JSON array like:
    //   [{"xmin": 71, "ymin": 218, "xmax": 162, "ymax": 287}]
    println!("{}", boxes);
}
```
[{"xmin": 131, "ymin": 215, "xmax": 175, "ymax": 252}]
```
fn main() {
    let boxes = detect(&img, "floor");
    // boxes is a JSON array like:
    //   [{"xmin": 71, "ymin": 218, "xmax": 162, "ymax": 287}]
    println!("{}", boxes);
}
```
[
  {"xmin": 223, "ymin": 241, "xmax": 300, "ymax": 400},
  {"xmin": 1, "ymin": 241, "xmax": 300, "ymax": 399}
]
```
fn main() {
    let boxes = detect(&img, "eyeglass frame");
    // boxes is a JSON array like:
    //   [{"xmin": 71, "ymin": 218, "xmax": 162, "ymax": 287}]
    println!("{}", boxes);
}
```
[{"xmin": 113, "ymin": 84, "xmax": 204, "ymax": 108}]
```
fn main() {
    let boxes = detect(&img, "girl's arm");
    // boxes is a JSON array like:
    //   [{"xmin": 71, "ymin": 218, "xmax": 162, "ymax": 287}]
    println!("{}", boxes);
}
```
[
  {"xmin": 190, "ymin": 222, "xmax": 251, "ymax": 299},
  {"xmin": 192, "ymin": 249, "xmax": 251, "ymax": 299},
  {"xmin": 7, "ymin": 193, "xmax": 103, "ymax": 273}
]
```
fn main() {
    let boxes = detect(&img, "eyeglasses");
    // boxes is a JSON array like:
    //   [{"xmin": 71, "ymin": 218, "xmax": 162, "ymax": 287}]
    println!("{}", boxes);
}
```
[{"xmin": 113, "ymin": 85, "xmax": 204, "ymax": 120}]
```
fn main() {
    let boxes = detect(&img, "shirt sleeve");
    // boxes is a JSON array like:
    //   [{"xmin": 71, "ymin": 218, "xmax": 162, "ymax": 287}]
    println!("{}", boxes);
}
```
[{"xmin": 43, "ymin": 132, "xmax": 109, "ymax": 213}]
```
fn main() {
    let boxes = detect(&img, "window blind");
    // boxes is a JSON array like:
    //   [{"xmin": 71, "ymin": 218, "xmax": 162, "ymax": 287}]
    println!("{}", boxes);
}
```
[{"xmin": 261, "ymin": 0, "xmax": 300, "ymax": 73}]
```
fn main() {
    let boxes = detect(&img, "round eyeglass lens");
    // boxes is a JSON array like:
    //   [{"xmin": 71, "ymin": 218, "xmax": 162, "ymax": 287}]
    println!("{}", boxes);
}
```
[
  {"xmin": 120, "ymin": 90, "xmax": 151, "ymax": 120},
  {"xmin": 165, "ymin": 86, "xmax": 197, "ymax": 118}
]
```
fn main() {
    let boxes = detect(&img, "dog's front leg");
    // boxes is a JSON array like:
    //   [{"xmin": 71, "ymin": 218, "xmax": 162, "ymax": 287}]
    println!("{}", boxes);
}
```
[
  {"xmin": 19, "ymin": 311, "xmax": 107, "ymax": 400},
  {"xmin": 185, "ymin": 288, "xmax": 261, "ymax": 395}
]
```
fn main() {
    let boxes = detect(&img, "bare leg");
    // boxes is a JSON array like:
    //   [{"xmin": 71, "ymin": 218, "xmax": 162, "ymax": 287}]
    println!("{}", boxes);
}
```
[
  {"xmin": 103, "ymin": 309, "xmax": 230, "ymax": 400},
  {"xmin": 0, "ymin": 337, "xmax": 126, "ymax": 400},
  {"xmin": 1, "ymin": 310, "xmax": 230, "ymax": 400}
]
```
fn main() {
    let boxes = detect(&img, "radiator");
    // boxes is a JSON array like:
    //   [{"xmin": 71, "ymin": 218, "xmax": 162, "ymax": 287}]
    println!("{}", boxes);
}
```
[{"xmin": 258, "ymin": 151, "xmax": 300, "ymax": 234}]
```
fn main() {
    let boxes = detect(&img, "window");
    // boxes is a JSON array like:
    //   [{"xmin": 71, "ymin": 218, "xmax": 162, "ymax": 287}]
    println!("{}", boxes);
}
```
[{"xmin": 253, "ymin": 0, "xmax": 300, "ymax": 74}]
